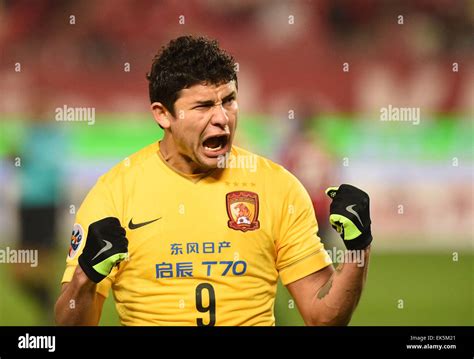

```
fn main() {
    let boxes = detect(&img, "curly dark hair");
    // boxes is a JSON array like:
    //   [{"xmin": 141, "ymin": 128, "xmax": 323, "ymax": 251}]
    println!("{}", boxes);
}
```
[{"xmin": 146, "ymin": 35, "xmax": 238, "ymax": 116}]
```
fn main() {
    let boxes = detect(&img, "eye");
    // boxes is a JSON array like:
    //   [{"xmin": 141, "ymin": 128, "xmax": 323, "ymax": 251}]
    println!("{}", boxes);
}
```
[
  {"xmin": 223, "ymin": 97, "xmax": 235, "ymax": 106},
  {"xmin": 193, "ymin": 104, "xmax": 212, "ymax": 110}
]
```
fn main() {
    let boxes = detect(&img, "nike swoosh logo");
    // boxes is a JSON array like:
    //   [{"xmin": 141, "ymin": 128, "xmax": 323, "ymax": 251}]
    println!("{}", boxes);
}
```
[
  {"xmin": 91, "ymin": 240, "xmax": 112, "ymax": 260},
  {"xmin": 128, "ymin": 217, "xmax": 161, "ymax": 230},
  {"xmin": 346, "ymin": 205, "xmax": 364, "ymax": 227}
]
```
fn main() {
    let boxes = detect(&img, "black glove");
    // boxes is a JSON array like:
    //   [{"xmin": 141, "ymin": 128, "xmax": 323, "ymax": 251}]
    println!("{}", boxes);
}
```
[
  {"xmin": 78, "ymin": 217, "xmax": 129, "ymax": 283},
  {"xmin": 326, "ymin": 184, "xmax": 372, "ymax": 250}
]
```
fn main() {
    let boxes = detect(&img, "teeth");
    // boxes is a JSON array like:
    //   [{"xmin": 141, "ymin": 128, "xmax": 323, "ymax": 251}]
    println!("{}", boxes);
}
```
[{"xmin": 204, "ymin": 144, "xmax": 222, "ymax": 151}]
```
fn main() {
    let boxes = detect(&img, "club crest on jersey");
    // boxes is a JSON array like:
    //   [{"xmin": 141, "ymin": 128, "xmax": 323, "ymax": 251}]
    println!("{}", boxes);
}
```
[
  {"xmin": 226, "ymin": 191, "xmax": 260, "ymax": 232},
  {"xmin": 68, "ymin": 223, "xmax": 83, "ymax": 259}
]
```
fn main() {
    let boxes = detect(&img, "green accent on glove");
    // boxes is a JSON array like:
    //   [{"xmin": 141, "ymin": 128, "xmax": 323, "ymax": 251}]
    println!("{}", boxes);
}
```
[
  {"xmin": 325, "ymin": 187, "xmax": 339, "ymax": 199},
  {"xmin": 329, "ymin": 214, "xmax": 362, "ymax": 240},
  {"xmin": 92, "ymin": 252, "xmax": 129, "ymax": 276}
]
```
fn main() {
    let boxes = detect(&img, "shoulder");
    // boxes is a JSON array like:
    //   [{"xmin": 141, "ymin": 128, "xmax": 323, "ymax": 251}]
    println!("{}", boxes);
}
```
[
  {"xmin": 231, "ymin": 145, "xmax": 281, "ymax": 171},
  {"xmin": 98, "ymin": 141, "xmax": 159, "ymax": 186},
  {"xmin": 231, "ymin": 145, "xmax": 303, "ymax": 188}
]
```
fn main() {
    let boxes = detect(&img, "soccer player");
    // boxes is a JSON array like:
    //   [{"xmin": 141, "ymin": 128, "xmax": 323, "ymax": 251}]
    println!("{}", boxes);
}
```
[{"xmin": 55, "ymin": 36, "xmax": 372, "ymax": 326}]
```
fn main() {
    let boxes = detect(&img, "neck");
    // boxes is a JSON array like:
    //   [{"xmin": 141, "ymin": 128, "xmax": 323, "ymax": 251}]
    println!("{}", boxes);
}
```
[{"xmin": 159, "ymin": 136, "xmax": 211, "ymax": 176}]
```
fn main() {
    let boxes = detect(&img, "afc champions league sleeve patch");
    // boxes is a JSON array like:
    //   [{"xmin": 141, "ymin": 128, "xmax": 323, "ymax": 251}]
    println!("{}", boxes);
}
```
[
  {"xmin": 68, "ymin": 223, "xmax": 84, "ymax": 259},
  {"xmin": 226, "ymin": 191, "xmax": 260, "ymax": 232}
]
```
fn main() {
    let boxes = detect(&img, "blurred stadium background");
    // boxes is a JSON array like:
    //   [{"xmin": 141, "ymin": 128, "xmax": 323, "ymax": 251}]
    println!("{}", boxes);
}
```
[{"xmin": 0, "ymin": 0, "xmax": 472, "ymax": 325}]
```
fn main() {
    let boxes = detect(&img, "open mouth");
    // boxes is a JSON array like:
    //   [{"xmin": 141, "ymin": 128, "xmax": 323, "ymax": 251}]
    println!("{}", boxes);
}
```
[{"xmin": 202, "ymin": 134, "xmax": 229, "ymax": 153}]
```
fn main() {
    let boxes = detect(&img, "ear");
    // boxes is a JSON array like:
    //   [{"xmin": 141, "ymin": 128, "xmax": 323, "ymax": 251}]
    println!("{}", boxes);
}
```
[{"xmin": 151, "ymin": 102, "xmax": 172, "ymax": 129}]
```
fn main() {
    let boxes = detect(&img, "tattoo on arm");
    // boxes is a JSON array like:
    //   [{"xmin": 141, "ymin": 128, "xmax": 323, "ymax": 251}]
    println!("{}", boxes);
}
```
[
  {"xmin": 317, "ymin": 263, "xmax": 344, "ymax": 300},
  {"xmin": 317, "ymin": 277, "xmax": 333, "ymax": 299}
]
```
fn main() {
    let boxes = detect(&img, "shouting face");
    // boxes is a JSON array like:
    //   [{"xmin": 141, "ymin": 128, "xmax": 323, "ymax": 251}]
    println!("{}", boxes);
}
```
[{"xmin": 152, "ymin": 81, "xmax": 238, "ymax": 174}]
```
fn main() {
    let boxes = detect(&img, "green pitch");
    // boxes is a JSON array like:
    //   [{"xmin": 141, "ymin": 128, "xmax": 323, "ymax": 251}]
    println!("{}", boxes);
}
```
[
  {"xmin": 0, "ymin": 252, "xmax": 472, "ymax": 326},
  {"xmin": 275, "ymin": 251, "xmax": 473, "ymax": 326}
]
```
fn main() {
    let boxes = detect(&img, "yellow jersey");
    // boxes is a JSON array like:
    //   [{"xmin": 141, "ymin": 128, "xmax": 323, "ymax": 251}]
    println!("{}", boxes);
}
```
[{"xmin": 62, "ymin": 142, "xmax": 332, "ymax": 326}]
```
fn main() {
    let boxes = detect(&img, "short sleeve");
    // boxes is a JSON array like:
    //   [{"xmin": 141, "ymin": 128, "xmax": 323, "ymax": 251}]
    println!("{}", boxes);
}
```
[
  {"xmin": 61, "ymin": 177, "xmax": 119, "ymax": 298},
  {"xmin": 276, "ymin": 171, "xmax": 332, "ymax": 285}
]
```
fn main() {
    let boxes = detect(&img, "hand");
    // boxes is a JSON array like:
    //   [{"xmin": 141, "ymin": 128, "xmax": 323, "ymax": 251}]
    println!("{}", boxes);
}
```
[
  {"xmin": 78, "ymin": 217, "xmax": 129, "ymax": 283},
  {"xmin": 326, "ymin": 184, "xmax": 372, "ymax": 250}
]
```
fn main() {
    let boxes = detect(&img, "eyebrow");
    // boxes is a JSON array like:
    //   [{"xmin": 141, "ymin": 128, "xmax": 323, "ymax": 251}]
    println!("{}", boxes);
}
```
[{"xmin": 192, "ymin": 91, "xmax": 237, "ymax": 107}]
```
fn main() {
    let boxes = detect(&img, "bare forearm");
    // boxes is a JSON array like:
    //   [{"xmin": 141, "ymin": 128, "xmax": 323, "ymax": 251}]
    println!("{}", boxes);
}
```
[
  {"xmin": 311, "ymin": 246, "xmax": 371, "ymax": 325},
  {"xmin": 54, "ymin": 266, "xmax": 102, "ymax": 326}
]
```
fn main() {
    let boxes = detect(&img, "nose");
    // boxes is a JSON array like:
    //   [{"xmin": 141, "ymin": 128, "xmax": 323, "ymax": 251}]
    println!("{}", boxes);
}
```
[{"xmin": 210, "ymin": 103, "xmax": 229, "ymax": 128}]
